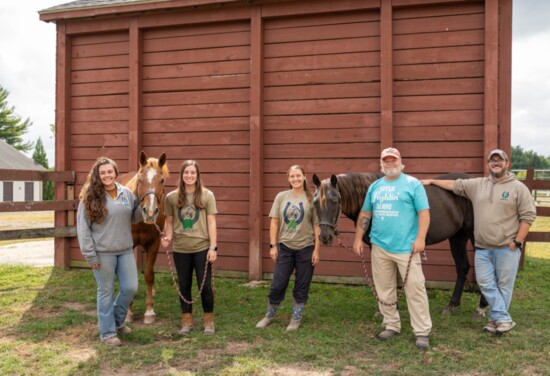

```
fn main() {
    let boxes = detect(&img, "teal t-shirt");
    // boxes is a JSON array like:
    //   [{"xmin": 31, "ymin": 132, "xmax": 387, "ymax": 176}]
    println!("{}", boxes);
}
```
[{"xmin": 362, "ymin": 173, "xmax": 429, "ymax": 254}]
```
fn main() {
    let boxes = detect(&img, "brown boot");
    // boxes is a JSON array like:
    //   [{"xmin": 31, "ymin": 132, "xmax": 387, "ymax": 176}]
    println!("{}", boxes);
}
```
[
  {"xmin": 179, "ymin": 313, "xmax": 193, "ymax": 334},
  {"xmin": 203, "ymin": 312, "xmax": 215, "ymax": 335}
]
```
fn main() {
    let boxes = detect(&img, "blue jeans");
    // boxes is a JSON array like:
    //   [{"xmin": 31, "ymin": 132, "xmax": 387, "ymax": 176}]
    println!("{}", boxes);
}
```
[
  {"xmin": 92, "ymin": 251, "xmax": 138, "ymax": 340},
  {"xmin": 475, "ymin": 247, "xmax": 521, "ymax": 323}
]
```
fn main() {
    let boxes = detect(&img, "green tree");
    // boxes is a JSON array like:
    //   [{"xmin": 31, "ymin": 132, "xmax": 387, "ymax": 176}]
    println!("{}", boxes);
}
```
[
  {"xmin": 32, "ymin": 137, "xmax": 55, "ymax": 200},
  {"xmin": 511, "ymin": 145, "xmax": 550, "ymax": 170},
  {"xmin": 0, "ymin": 85, "xmax": 33, "ymax": 152}
]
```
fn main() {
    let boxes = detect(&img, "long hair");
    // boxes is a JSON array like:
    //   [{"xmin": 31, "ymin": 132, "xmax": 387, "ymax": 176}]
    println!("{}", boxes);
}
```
[
  {"xmin": 287, "ymin": 164, "xmax": 313, "ymax": 204},
  {"xmin": 79, "ymin": 157, "xmax": 119, "ymax": 224},
  {"xmin": 177, "ymin": 160, "xmax": 205, "ymax": 209}
]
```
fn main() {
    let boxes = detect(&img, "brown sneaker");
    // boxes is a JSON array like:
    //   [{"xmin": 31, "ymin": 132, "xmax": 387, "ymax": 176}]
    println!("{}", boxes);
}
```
[
  {"xmin": 117, "ymin": 325, "xmax": 132, "ymax": 335},
  {"xmin": 483, "ymin": 321, "xmax": 497, "ymax": 334},
  {"xmin": 377, "ymin": 329, "xmax": 400, "ymax": 341},
  {"xmin": 496, "ymin": 321, "xmax": 516, "ymax": 333},
  {"xmin": 102, "ymin": 336, "xmax": 122, "ymax": 347}
]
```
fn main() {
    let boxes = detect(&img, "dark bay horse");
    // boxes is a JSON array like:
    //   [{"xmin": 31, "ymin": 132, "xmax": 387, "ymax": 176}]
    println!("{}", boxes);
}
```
[
  {"xmin": 312, "ymin": 172, "xmax": 488, "ymax": 317},
  {"xmin": 119, "ymin": 151, "xmax": 169, "ymax": 324}
]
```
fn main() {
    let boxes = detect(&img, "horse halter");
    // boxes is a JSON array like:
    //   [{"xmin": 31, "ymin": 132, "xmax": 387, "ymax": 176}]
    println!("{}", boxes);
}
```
[
  {"xmin": 138, "ymin": 189, "xmax": 163, "ymax": 205},
  {"xmin": 318, "ymin": 190, "xmax": 342, "ymax": 235}
]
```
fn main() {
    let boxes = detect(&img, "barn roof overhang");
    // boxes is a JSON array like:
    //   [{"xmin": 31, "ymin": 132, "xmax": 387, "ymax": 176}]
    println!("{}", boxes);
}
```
[{"xmin": 38, "ymin": 0, "xmax": 288, "ymax": 23}]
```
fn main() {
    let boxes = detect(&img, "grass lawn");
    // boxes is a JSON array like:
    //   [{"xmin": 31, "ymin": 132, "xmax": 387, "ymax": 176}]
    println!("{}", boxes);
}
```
[{"xmin": 1, "ymin": 255, "xmax": 549, "ymax": 375}]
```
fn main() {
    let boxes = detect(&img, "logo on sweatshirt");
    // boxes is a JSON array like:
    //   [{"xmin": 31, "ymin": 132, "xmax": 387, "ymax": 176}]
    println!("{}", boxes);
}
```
[{"xmin": 501, "ymin": 191, "xmax": 510, "ymax": 200}]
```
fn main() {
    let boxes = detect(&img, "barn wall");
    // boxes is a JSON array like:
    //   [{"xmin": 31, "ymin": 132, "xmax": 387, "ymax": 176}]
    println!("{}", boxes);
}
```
[{"xmin": 53, "ymin": 0, "xmax": 511, "ymax": 285}]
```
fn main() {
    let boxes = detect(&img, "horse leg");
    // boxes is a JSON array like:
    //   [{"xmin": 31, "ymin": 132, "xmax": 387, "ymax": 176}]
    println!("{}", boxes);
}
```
[
  {"xmin": 443, "ymin": 232, "xmax": 470, "ymax": 315},
  {"xmin": 143, "ymin": 243, "xmax": 159, "ymax": 324},
  {"xmin": 125, "ymin": 299, "xmax": 135, "ymax": 323}
]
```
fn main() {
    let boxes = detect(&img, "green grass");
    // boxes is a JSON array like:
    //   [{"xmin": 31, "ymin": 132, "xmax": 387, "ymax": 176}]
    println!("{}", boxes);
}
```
[{"xmin": 1, "ymin": 259, "xmax": 549, "ymax": 376}]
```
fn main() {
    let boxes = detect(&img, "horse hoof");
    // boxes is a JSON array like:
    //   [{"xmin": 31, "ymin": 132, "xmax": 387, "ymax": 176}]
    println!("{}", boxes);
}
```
[
  {"xmin": 471, "ymin": 311, "xmax": 485, "ymax": 321},
  {"xmin": 144, "ymin": 315, "xmax": 156, "ymax": 324},
  {"xmin": 442, "ymin": 306, "xmax": 455, "ymax": 316}
]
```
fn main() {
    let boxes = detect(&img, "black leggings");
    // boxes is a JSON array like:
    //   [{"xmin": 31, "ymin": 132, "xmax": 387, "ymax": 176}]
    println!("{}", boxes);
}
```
[{"xmin": 173, "ymin": 249, "xmax": 214, "ymax": 314}]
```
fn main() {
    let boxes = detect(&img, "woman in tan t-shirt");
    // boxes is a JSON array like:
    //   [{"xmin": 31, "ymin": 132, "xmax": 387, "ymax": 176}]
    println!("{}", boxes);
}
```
[
  {"xmin": 161, "ymin": 160, "xmax": 218, "ymax": 335},
  {"xmin": 256, "ymin": 165, "xmax": 320, "ymax": 331}
]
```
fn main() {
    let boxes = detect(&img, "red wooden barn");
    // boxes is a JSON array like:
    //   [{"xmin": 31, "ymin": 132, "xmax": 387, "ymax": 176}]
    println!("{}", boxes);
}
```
[{"xmin": 40, "ymin": 0, "xmax": 513, "ymax": 287}]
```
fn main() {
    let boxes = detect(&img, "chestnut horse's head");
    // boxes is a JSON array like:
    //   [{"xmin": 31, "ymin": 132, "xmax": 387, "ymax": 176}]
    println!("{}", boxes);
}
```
[
  {"xmin": 313, "ymin": 174, "xmax": 342, "ymax": 245},
  {"xmin": 135, "ymin": 151, "xmax": 169, "ymax": 224}
]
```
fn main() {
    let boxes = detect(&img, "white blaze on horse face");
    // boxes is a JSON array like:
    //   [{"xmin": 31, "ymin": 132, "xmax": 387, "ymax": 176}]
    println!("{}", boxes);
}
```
[{"xmin": 143, "ymin": 167, "xmax": 158, "ymax": 221}]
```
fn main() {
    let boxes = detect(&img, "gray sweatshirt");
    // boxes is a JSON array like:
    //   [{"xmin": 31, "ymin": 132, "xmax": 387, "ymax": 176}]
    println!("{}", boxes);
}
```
[
  {"xmin": 77, "ymin": 182, "xmax": 142, "ymax": 266},
  {"xmin": 453, "ymin": 173, "xmax": 536, "ymax": 249}
]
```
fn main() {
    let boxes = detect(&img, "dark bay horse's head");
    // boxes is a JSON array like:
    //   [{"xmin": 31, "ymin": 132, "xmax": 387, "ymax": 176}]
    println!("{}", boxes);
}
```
[
  {"xmin": 136, "ymin": 151, "xmax": 169, "ymax": 224},
  {"xmin": 313, "ymin": 174, "xmax": 341, "ymax": 245}
]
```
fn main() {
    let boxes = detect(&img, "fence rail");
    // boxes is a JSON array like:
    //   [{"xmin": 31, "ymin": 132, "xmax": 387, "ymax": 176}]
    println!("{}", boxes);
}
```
[{"xmin": 0, "ymin": 169, "xmax": 76, "ymax": 242}]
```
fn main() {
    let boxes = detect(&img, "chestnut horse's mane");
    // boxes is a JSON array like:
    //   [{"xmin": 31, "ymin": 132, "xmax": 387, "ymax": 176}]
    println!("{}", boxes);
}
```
[{"xmin": 119, "ymin": 158, "xmax": 169, "ymax": 196}]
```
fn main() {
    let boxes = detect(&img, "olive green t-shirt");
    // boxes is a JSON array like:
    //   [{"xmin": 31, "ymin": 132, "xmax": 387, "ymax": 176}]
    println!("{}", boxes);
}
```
[
  {"xmin": 269, "ymin": 190, "xmax": 318, "ymax": 250},
  {"xmin": 165, "ymin": 188, "xmax": 217, "ymax": 253}
]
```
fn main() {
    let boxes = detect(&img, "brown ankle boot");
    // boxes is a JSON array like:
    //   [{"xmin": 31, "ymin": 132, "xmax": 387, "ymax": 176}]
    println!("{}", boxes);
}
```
[
  {"xmin": 203, "ymin": 312, "xmax": 215, "ymax": 335},
  {"xmin": 179, "ymin": 313, "xmax": 193, "ymax": 334}
]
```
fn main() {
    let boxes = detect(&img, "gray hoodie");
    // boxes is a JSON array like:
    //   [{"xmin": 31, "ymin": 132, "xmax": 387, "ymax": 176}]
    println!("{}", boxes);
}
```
[
  {"xmin": 453, "ymin": 173, "xmax": 536, "ymax": 249},
  {"xmin": 77, "ymin": 182, "xmax": 142, "ymax": 265}
]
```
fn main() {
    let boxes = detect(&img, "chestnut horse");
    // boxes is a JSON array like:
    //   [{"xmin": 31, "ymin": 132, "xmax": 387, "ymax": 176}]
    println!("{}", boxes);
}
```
[
  {"xmin": 118, "ymin": 151, "xmax": 169, "ymax": 324},
  {"xmin": 312, "ymin": 172, "xmax": 488, "ymax": 318}
]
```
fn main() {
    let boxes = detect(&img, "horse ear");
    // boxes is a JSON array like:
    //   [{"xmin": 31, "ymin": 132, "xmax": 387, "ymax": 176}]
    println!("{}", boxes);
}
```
[
  {"xmin": 139, "ymin": 151, "xmax": 147, "ymax": 166},
  {"xmin": 158, "ymin": 153, "xmax": 167, "ymax": 168},
  {"xmin": 312, "ymin": 174, "xmax": 321, "ymax": 187},
  {"xmin": 330, "ymin": 175, "xmax": 338, "ymax": 187}
]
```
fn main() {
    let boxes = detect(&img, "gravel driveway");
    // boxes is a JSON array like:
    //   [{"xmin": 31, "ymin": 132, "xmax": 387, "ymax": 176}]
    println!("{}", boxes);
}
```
[{"xmin": 0, "ymin": 240, "xmax": 54, "ymax": 267}]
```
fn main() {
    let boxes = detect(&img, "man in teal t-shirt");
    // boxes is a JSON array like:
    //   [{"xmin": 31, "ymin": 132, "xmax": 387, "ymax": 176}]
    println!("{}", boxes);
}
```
[{"xmin": 353, "ymin": 147, "xmax": 432, "ymax": 350}]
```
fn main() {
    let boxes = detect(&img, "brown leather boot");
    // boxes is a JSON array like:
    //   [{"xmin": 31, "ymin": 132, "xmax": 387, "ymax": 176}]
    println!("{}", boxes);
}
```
[
  {"xmin": 179, "ymin": 313, "xmax": 193, "ymax": 334},
  {"xmin": 203, "ymin": 312, "xmax": 215, "ymax": 335}
]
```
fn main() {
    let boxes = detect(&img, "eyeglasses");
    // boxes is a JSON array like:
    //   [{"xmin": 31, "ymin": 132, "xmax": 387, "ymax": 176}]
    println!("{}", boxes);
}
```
[{"xmin": 488, "ymin": 159, "xmax": 505, "ymax": 165}]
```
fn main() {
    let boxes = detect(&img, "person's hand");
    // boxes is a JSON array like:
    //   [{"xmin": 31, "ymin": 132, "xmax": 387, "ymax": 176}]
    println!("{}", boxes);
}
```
[
  {"xmin": 312, "ymin": 250, "xmax": 320, "ymax": 266},
  {"xmin": 421, "ymin": 179, "xmax": 432, "ymax": 186},
  {"xmin": 412, "ymin": 238, "xmax": 426, "ymax": 254},
  {"xmin": 161, "ymin": 236, "xmax": 171, "ymax": 248},
  {"xmin": 270, "ymin": 246, "xmax": 278, "ymax": 263},
  {"xmin": 207, "ymin": 250, "xmax": 217, "ymax": 263},
  {"xmin": 353, "ymin": 239, "xmax": 364, "ymax": 256},
  {"xmin": 90, "ymin": 263, "xmax": 100, "ymax": 270}
]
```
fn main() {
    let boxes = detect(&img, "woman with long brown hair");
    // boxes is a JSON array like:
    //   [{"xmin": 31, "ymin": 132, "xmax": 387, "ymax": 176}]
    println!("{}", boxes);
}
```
[
  {"xmin": 77, "ymin": 157, "xmax": 142, "ymax": 347},
  {"xmin": 161, "ymin": 160, "xmax": 218, "ymax": 335}
]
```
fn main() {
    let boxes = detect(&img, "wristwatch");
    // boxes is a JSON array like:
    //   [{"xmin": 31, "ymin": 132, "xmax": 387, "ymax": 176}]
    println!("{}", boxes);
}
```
[
  {"xmin": 209, "ymin": 246, "xmax": 218, "ymax": 251},
  {"xmin": 269, "ymin": 243, "xmax": 276, "ymax": 249},
  {"xmin": 513, "ymin": 239, "xmax": 523, "ymax": 249}
]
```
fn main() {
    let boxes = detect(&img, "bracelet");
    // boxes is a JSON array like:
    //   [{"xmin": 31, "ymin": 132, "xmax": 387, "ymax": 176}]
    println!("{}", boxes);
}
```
[{"xmin": 209, "ymin": 246, "xmax": 218, "ymax": 251}]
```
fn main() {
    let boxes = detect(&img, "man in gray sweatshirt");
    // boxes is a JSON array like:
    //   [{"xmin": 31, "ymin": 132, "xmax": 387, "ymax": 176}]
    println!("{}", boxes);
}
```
[{"xmin": 422, "ymin": 149, "xmax": 536, "ymax": 335}]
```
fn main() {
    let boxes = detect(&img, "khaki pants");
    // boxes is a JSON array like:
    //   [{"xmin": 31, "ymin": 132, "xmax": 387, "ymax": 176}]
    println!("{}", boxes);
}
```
[{"xmin": 371, "ymin": 243, "xmax": 432, "ymax": 336}]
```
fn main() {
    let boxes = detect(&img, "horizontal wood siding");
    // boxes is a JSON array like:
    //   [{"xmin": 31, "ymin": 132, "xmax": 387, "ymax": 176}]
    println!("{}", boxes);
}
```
[
  {"xmin": 59, "ymin": 0, "xmax": 501, "ymax": 285},
  {"xmin": 69, "ymin": 31, "xmax": 130, "ymax": 261},
  {"xmin": 141, "ymin": 21, "xmax": 251, "ymax": 268},
  {"xmin": 393, "ymin": 2, "xmax": 485, "ymax": 175},
  {"xmin": 262, "ymin": 10, "xmax": 383, "ymax": 276}
]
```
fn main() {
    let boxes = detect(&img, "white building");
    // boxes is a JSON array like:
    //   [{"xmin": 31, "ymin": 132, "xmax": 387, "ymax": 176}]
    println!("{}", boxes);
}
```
[{"xmin": 0, "ymin": 140, "xmax": 47, "ymax": 202}]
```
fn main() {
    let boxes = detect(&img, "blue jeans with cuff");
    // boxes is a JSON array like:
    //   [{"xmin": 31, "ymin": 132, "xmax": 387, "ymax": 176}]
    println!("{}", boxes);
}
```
[
  {"xmin": 92, "ymin": 250, "xmax": 138, "ymax": 340},
  {"xmin": 475, "ymin": 247, "xmax": 521, "ymax": 324}
]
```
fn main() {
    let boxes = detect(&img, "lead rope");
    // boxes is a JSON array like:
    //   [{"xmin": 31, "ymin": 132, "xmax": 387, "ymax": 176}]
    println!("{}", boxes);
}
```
[
  {"xmin": 154, "ymin": 223, "xmax": 215, "ymax": 305},
  {"xmin": 335, "ymin": 236, "xmax": 419, "ymax": 306}
]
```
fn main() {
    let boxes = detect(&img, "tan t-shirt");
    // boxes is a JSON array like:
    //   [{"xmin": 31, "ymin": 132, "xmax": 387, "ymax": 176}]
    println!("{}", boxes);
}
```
[
  {"xmin": 165, "ymin": 188, "xmax": 218, "ymax": 253},
  {"xmin": 269, "ymin": 190, "xmax": 318, "ymax": 250}
]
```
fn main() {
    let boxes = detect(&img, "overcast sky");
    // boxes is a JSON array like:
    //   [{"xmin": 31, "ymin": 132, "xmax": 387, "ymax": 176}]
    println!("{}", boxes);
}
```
[{"xmin": 0, "ymin": 1, "xmax": 549, "ymax": 165}]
